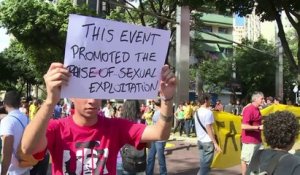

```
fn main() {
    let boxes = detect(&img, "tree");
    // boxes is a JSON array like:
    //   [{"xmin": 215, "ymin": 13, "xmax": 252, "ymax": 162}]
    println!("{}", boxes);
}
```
[
  {"xmin": 190, "ymin": 56, "xmax": 233, "ymax": 94},
  {"xmin": 0, "ymin": 0, "xmax": 204, "ymax": 78},
  {"xmin": 0, "ymin": 40, "xmax": 38, "ymax": 93},
  {"xmin": 107, "ymin": 1, "xmax": 207, "ymax": 61},
  {"xmin": 214, "ymin": 0, "xmax": 300, "ymax": 79},
  {"xmin": 0, "ymin": 0, "xmax": 95, "ymax": 78},
  {"xmin": 234, "ymin": 38, "xmax": 278, "ymax": 100}
]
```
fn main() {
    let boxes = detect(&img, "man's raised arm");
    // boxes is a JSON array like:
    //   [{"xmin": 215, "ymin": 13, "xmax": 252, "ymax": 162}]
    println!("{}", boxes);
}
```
[
  {"xmin": 141, "ymin": 65, "xmax": 176, "ymax": 142},
  {"xmin": 21, "ymin": 63, "xmax": 70, "ymax": 154}
]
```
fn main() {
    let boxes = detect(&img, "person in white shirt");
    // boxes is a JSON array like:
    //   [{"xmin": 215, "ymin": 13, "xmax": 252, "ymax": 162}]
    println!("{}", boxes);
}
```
[
  {"xmin": 102, "ymin": 101, "xmax": 113, "ymax": 118},
  {"xmin": 194, "ymin": 93, "xmax": 222, "ymax": 175},
  {"xmin": 0, "ymin": 91, "xmax": 31, "ymax": 175}
]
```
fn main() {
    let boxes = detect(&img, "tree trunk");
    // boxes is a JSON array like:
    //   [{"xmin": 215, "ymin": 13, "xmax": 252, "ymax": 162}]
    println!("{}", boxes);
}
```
[
  {"xmin": 297, "ymin": 40, "xmax": 300, "ymax": 82},
  {"xmin": 196, "ymin": 71, "xmax": 203, "ymax": 97},
  {"xmin": 274, "ymin": 13, "xmax": 298, "ymax": 73}
]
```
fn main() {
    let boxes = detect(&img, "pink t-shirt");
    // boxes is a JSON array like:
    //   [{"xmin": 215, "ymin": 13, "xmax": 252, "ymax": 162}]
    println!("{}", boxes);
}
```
[
  {"xmin": 241, "ymin": 104, "xmax": 262, "ymax": 144},
  {"xmin": 42, "ymin": 114, "xmax": 146, "ymax": 175}
]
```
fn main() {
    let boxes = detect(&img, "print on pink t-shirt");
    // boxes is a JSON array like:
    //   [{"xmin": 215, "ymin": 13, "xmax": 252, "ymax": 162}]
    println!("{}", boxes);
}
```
[{"xmin": 43, "ymin": 114, "xmax": 146, "ymax": 175}]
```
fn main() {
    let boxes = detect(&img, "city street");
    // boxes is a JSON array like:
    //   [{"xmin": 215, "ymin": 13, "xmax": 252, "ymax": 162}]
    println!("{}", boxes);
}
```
[{"xmin": 153, "ymin": 134, "xmax": 241, "ymax": 175}]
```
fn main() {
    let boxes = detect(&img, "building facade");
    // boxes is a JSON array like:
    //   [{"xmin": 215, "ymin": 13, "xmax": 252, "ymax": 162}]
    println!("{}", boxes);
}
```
[
  {"xmin": 245, "ymin": 11, "xmax": 261, "ymax": 42},
  {"xmin": 193, "ymin": 13, "xmax": 234, "ymax": 60}
]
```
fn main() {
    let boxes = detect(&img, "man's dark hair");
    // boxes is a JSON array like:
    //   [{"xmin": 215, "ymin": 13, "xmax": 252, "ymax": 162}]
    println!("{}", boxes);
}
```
[
  {"xmin": 274, "ymin": 96, "xmax": 282, "ymax": 102},
  {"xmin": 153, "ymin": 99, "xmax": 161, "ymax": 107},
  {"xmin": 3, "ymin": 91, "xmax": 21, "ymax": 108},
  {"xmin": 198, "ymin": 93, "xmax": 210, "ymax": 105},
  {"xmin": 266, "ymin": 96, "xmax": 274, "ymax": 102},
  {"xmin": 0, "ymin": 106, "xmax": 7, "ymax": 114},
  {"xmin": 264, "ymin": 111, "xmax": 299, "ymax": 149},
  {"xmin": 121, "ymin": 100, "xmax": 141, "ymax": 122}
]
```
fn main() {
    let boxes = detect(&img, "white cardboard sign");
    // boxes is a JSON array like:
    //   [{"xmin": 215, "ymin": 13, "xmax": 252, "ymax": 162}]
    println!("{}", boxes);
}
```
[{"xmin": 61, "ymin": 14, "xmax": 171, "ymax": 99}]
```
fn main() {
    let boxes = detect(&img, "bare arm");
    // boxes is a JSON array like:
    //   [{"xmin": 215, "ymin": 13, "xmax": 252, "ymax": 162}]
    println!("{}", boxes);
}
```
[
  {"xmin": 22, "ymin": 102, "xmax": 54, "ymax": 154},
  {"xmin": 206, "ymin": 124, "xmax": 222, "ymax": 152},
  {"xmin": 1, "ymin": 135, "xmax": 14, "ymax": 175},
  {"xmin": 241, "ymin": 124, "xmax": 263, "ymax": 130},
  {"xmin": 141, "ymin": 65, "xmax": 176, "ymax": 142},
  {"xmin": 21, "ymin": 63, "xmax": 70, "ymax": 154},
  {"xmin": 141, "ymin": 100, "xmax": 173, "ymax": 142}
]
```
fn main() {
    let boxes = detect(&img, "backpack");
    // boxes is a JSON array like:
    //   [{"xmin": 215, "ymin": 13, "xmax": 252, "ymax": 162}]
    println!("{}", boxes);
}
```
[
  {"xmin": 11, "ymin": 115, "xmax": 40, "ymax": 168},
  {"xmin": 120, "ymin": 144, "xmax": 146, "ymax": 172},
  {"xmin": 248, "ymin": 150, "xmax": 289, "ymax": 175}
]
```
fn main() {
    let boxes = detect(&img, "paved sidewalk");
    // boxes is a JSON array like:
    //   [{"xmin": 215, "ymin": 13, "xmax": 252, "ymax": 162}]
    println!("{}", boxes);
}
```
[{"xmin": 152, "ymin": 133, "xmax": 241, "ymax": 175}]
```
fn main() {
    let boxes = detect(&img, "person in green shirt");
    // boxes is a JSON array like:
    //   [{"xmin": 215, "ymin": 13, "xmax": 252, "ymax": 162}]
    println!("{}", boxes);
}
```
[{"xmin": 173, "ymin": 104, "xmax": 185, "ymax": 136}]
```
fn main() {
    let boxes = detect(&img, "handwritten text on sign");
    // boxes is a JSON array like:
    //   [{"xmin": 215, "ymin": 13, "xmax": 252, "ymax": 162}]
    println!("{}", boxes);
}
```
[{"xmin": 61, "ymin": 14, "xmax": 171, "ymax": 99}]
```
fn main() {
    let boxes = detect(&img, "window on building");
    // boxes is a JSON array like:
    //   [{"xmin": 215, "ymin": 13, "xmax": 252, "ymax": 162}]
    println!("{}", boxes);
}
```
[
  {"xmin": 218, "ymin": 27, "xmax": 229, "ymax": 34},
  {"xmin": 201, "ymin": 26, "xmax": 213, "ymax": 32},
  {"xmin": 102, "ymin": 1, "xmax": 107, "ymax": 11},
  {"xmin": 77, "ymin": 0, "xmax": 86, "ymax": 6},
  {"xmin": 88, "ymin": 0, "xmax": 97, "ymax": 12}
]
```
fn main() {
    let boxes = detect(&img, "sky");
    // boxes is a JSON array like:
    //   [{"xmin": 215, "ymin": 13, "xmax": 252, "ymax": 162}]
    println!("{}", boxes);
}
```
[
  {"xmin": 0, "ymin": 28, "xmax": 10, "ymax": 52},
  {"xmin": 235, "ymin": 15, "xmax": 245, "ymax": 26},
  {"xmin": 0, "ymin": 0, "xmax": 10, "ymax": 52}
]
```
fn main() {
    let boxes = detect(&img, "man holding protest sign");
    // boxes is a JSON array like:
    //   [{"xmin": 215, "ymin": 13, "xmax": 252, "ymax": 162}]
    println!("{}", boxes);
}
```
[
  {"xmin": 21, "ymin": 14, "xmax": 174, "ymax": 175},
  {"xmin": 21, "ymin": 62, "xmax": 175, "ymax": 175}
]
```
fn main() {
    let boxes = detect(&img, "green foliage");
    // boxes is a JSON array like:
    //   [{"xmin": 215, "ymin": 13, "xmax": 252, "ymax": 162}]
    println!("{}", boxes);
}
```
[
  {"xmin": 213, "ymin": 0, "xmax": 300, "ymax": 76},
  {"xmin": 0, "ymin": 40, "xmax": 37, "ymax": 90},
  {"xmin": 197, "ymin": 57, "xmax": 232, "ymax": 93},
  {"xmin": 0, "ymin": 0, "xmax": 96, "ymax": 78},
  {"xmin": 0, "ymin": 0, "xmax": 209, "ymax": 80},
  {"xmin": 107, "ymin": 7, "xmax": 130, "ymax": 23},
  {"xmin": 282, "ymin": 55, "xmax": 296, "ymax": 103},
  {"xmin": 286, "ymin": 30, "xmax": 298, "ymax": 60},
  {"xmin": 108, "ymin": 0, "xmax": 209, "ymax": 29},
  {"xmin": 235, "ymin": 38, "xmax": 277, "ymax": 99}
]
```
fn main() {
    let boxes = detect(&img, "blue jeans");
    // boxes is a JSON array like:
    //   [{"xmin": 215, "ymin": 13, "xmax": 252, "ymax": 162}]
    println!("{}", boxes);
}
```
[
  {"xmin": 197, "ymin": 141, "xmax": 214, "ymax": 175},
  {"xmin": 184, "ymin": 119, "xmax": 192, "ymax": 137},
  {"xmin": 146, "ymin": 141, "xmax": 167, "ymax": 175}
]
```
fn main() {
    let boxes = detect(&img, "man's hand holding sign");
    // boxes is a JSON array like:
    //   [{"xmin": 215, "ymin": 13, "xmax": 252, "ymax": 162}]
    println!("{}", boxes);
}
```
[{"xmin": 21, "ymin": 14, "xmax": 175, "ymax": 175}]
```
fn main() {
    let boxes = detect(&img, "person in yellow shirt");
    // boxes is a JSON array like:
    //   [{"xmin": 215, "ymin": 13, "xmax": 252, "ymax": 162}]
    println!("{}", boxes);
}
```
[
  {"xmin": 29, "ymin": 99, "xmax": 39, "ymax": 121},
  {"xmin": 183, "ymin": 101, "xmax": 193, "ymax": 137},
  {"xmin": 142, "ymin": 107, "xmax": 154, "ymax": 125}
]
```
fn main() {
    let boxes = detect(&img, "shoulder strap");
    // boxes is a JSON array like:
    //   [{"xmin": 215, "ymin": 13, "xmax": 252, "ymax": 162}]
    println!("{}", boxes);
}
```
[
  {"xmin": 10, "ymin": 115, "xmax": 28, "ymax": 130},
  {"xmin": 195, "ymin": 111, "xmax": 207, "ymax": 133}
]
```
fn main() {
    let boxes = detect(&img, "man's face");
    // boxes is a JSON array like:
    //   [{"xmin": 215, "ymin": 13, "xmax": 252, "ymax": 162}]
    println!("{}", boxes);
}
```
[
  {"xmin": 71, "ymin": 98, "xmax": 102, "ymax": 118},
  {"xmin": 255, "ymin": 96, "xmax": 264, "ymax": 106},
  {"xmin": 83, "ymin": 149, "xmax": 99, "ymax": 173}
]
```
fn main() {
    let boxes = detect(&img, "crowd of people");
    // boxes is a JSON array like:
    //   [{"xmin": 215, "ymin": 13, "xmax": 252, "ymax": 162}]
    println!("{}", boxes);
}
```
[{"xmin": 1, "ymin": 63, "xmax": 300, "ymax": 175}]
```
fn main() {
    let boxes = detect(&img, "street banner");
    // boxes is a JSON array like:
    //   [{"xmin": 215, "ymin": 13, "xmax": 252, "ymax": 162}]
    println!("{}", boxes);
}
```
[
  {"xmin": 62, "ymin": 14, "xmax": 171, "ymax": 99},
  {"xmin": 211, "ymin": 104, "xmax": 300, "ymax": 168},
  {"xmin": 211, "ymin": 111, "xmax": 242, "ymax": 168}
]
